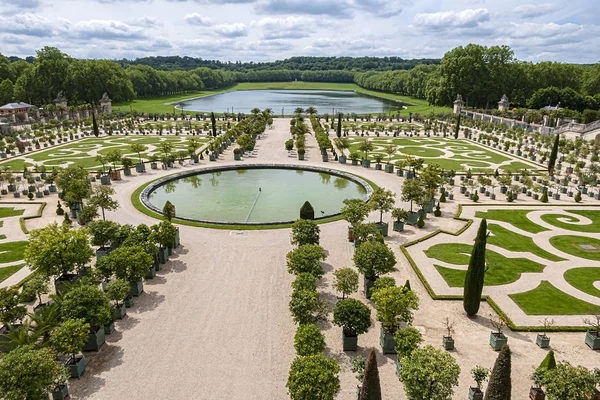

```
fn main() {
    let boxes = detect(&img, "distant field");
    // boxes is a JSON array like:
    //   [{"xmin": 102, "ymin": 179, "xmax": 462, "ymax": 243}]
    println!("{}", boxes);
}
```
[{"xmin": 114, "ymin": 82, "xmax": 450, "ymax": 116}]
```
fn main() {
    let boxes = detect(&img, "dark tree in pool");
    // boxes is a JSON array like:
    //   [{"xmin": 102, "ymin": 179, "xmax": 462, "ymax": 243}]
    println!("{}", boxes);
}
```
[
  {"xmin": 211, "ymin": 112, "xmax": 217, "ymax": 137},
  {"xmin": 548, "ymin": 133, "xmax": 560, "ymax": 174},
  {"xmin": 337, "ymin": 113, "xmax": 342, "ymax": 138},
  {"xmin": 463, "ymin": 218, "xmax": 488, "ymax": 316},
  {"xmin": 300, "ymin": 201, "xmax": 315, "ymax": 220},
  {"xmin": 163, "ymin": 201, "xmax": 176, "ymax": 221}
]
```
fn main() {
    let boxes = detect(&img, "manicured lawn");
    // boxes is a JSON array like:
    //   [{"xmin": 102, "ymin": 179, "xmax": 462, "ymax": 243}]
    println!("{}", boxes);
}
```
[
  {"xmin": 0, "ymin": 241, "xmax": 28, "ymax": 264},
  {"xmin": 0, "ymin": 264, "xmax": 24, "ymax": 282},
  {"xmin": 0, "ymin": 136, "xmax": 209, "ymax": 171},
  {"xmin": 346, "ymin": 137, "xmax": 534, "ymax": 172},
  {"xmin": 474, "ymin": 209, "xmax": 548, "ymax": 234},
  {"xmin": 0, "ymin": 207, "xmax": 24, "ymax": 218},
  {"xmin": 564, "ymin": 267, "xmax": 600, "ymax": 298},
  {"xmin": 114, "ymin": 82, "xmax": 451, "ymax": 116},
  {"xmin": 540, "ymin": 210, "xmax": 600, "ymax": 232},
  {"xmin": 487, "ymin": 223, "xmax": 565, "ymax": 262},
  {"xmin": 549, "ymin": 235, "xmax": 600, "ymax": 261},
  {"xmin": 510, "ymin": 280, "xmax": 600, "ymax": 315},
  {"xmin": 426, "ymin": 243, "xmax": 545, "ymax": 286}
]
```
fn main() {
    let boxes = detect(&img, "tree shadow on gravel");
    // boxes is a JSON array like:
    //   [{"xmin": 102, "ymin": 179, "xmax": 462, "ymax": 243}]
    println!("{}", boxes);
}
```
[
  {"xmin": 470, "ymin": 314, "xmax": 532, "ymax": 343},
  {"xmin": 115, "ymin": 315, "xmax": 139, "ymax": 331},
  {"xmin": 144, "ymin": 275, "xmax": 167, "ymax": 285},
  {"xmin": 321, "ymin": 262, "xmax": 335, "ymax": 274},
  {"xmin": 73, "ymin": 345, "xmax": 125, "ymax": 398},
  {"xmin": 162, "ymin": 260, "xmax": 187, "ymax": 274},
  {"xmin": 132, "ymin": 292, "xmax": 165, "ymax": 313}
]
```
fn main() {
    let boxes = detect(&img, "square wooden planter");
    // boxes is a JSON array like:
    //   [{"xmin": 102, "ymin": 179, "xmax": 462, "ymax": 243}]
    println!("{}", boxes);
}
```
[
  {"xmin": 489, "ymin": 332, "xmax": 507, "ymax": 351},
  {"xmin": 536, "ymin": 334, "xmax": 550, "ymax": 348},
  {"xmin": 67, "ymin": 355, "xmax": 85, "ymax": 378},
  {"xmin": 443, "ymin": 336, "xmax": 454, "ymax": 350},
  {"xmin": 585, "ymin": 330, "xmax": 600, "ymax": 350}
]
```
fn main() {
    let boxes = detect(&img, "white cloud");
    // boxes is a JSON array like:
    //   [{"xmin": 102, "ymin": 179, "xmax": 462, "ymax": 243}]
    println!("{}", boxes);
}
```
[
  {"xmin": 253, "ymin": 16, "xmax": 313, "ymax": 39},
  {"xmin": 513, "ymin": 3, "xmax": 560, "ymax": 18},
  {"xmin": 214, "ymin": 23, "xmax": 247, "ymax": 37},
  {"xmin": 414, "ymin": 8, "xmax": 490, "ymax": 29},
  {"xmin": 0, "ymin": 14, "xmax": 69, "ymax": 37},
  {"xmin": 184, "ymin": 13, "xmax": 213, "ymax": 26},
  {"xmin": 70, "ymin": 20, "xmax": 147, "ymax": 40}
]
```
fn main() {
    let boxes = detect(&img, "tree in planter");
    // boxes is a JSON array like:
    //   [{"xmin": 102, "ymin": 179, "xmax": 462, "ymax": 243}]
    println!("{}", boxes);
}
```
[
  {"xmin": 299, "ymin": 201, "xmax": 315, "ymax": 220},
  {"xmin": 109, "ymin": 245, "xmax": 154, "ymax": 284},
  {"xmin": 287, "ymin": 354, "xmax": 340, "ymax": 400},
  {"xmin": 471, "ymin": 366, "xmax": 490, "ymax": 394},
  {"xmin": 420, "ymin": 164, "xmax": 445, "ymax": 203},
  {"xmin": 107, "ymin": 279, "xmax": 130, "ymax": 312},
  {"xmin": 358, "ymin": 139, "xmax": 373, "ymax": 161},
  {"xmin": 538, "ymin": 361, "xmax": 598, "ymax": 400},
  {"xmin": 130, "ymin": 143, "xmax": 148, "ymax": 166},
  {"xmin": 0, "ymin": 287, "xmax": 26, "ymax": 328},
  {"xmin": 51, "ymin": 318, "xmax": 90, "ymax": 365},
  {"xmin": 294, "ymin": 323, "xmax": 325, "ymax": 356},
  {"xmin": 394, "ymin": 326, "xmax": 423, "ymax": 359},
  {"xmin": 60, "ymin": 282, "xmax": 111, "ymax": 333},
  {"xmin": 334, "ymin": 137, "xmax": 349, "ymax": 157},
  {"xmin": 291, "ymin": 219, "xmax": 320, "ymax": 246},
  {"xmin": 56, "ymin": 164, "xmax": 91, "ymax": 209},
  {"xmin": 0, "ymin": 345, "xmax": 66, "ymax": 400},
  {"xmin": 20, "ymin": 273, "xmax": 50, "ymax": 305},
  {"xmin": 151, "ymin": 220, "xmax": 177, "ymax": 250},
  {"xmin": 25, "ymin": 222, "xmax": 93, "ymax": 280},
  {"xmin": 358, "ymin": 349, "xmax": 381, "ymax": 400},
  {"xmin": 399, "ymin": 345, "xmax": 460, "ymax": 400},
  {"xmin": 354, "ymin": 240, "xmax": 396, "ymax": 297},
  {"xmin": 341, "ymin": 198, "xmax": 370, "ymax": 237},
  {"xmin": 333, "ymin": 299, "xmax": 371, "ymax": 340},
  {"xmin": 371, "ymin": 285, "xmax": 419, "ymax": 333},
  {"xmin": 463, "ymin": 219, "xmax": 488, "ymax": 317},
  {"xmin": 401, "ymin": 178, "xmax": 425, "ymax": 213},
  {"xmin": 292, "ymin": 273, "xmax": 317, "ymax": 293},
  {"xmin": 163, "ymin": 200, "xmax": 176, "ymax": 221},
  {"xmin": 368, "ymin": 187, "xmax": 395, "ymax": 225},
  {"xmin": 87, "ymin": 219, "xmax": 120, "ymax": 252},
  {"xmin": 286, "ymin": 244, "xmax": 327, "ymax": 278},
  {"xmin": 289, "ymin": 289, "xmax": 328, "ymax": 325},
  {"xmin": 484, "ymin": 345, "xmax": 511, "ymax": 400},
  {"xmin": 332, "ymin": 268, "xmax": 358, "ymax": 299},
  {"xmin": 86, "ymin": 184, "xmax": 119, "ymax": 221}
]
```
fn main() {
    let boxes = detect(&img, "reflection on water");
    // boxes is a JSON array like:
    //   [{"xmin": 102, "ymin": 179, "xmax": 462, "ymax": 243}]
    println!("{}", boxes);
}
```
[
  {"xmin": 148, "ymin": 168, "xmax": 367, "ymax": 223},
  {"xmin": 176, "ymin": 90, "xmax": 404, "ymax": 114}
]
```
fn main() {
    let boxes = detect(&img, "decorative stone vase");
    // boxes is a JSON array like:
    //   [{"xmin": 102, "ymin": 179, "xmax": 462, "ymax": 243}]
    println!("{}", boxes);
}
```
[{"xmin": 489, "ymin": 332, "xmax": 508, "ymax": 351}]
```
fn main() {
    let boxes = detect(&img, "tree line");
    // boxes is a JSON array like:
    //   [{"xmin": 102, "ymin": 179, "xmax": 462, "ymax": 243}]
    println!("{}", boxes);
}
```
[{"xmin": 1, "ymin": 45, "xmax": 599, "ymax": 119}]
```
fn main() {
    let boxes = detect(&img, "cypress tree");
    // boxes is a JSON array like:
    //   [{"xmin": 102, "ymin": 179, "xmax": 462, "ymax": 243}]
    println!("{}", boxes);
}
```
[
  {"xmin": 484, "ymin": 345, "xmax": 511, "ymax": 400},
  {"xmin": 359, "ymin": 349, "xmax": 381, "ymax": 400},
  {"xmin": 455, "ymin": 113, "xmax": 461, "ymax": 139},
  {"xmin": 300, "ymin": 201, "xmax": 315, "ymax": 220},
  {"xmin": 337, "ymin": 113, "xmax": 342, "ymax": 138},
  {"xmin": 211, "ymin": 112, "xmax": 217, "ymax": 137},
  {"xmin": 540, "ymin": 190, "xmax": 549, "ymax": 203},
  {"xmin": 548, "ymin": 133, "xmax": 559, "ymax": 174},
  {"xmin": 463, "ymin": 219, "xmax": 488, "ymax": 316},
  {"xmin": 92, "ymin": 112, "xmax": 99, "ymax": 137}
]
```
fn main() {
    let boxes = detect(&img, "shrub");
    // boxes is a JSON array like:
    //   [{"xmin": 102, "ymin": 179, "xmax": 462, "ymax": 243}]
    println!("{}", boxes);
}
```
[
  {"xmin": 56, "ymin": 201, "xmax": 64, "ymax": 215},
  {"xmin": 291, "ymin": 273, "xmax": 317, "ymax": 293},
  {"xmin": 106, "ymin": 279, "xmax": 130, "ymax": 308},
  {"xmin": 286, "ymin": 244, "xmax": 327, "ymax": 278},
  {"xmin": 294, "ymin": 323, "xmax": 325, "ymax": 356},
  {"xmin": 485, "ymin": 345, "xmax": 511, "ymax": 400},
  {"xmin": 394, "ymin": 327, "xmax": 423, "ymax": 358},
  {"xmin": 575, "ymin": 191, "xmax": 582, "ymax": 202},
  {"xmin": 434, "ymin": 204, "xmax": 442, "ymax": 217},
  {"xmin": 0, "ymin": 287, "xmax": 27, "ymax": 326},
  {"xmin": 439, "ymin": 191, "xmax": 446, "ymax": 202},
  {"xmin": 371, "ymin": 286, "xmax": 419, "ymax": 332},
  {"xmin": 287, "ymin": 354, "xmax": 340, "ymax": 400},
  {"xmin": 289, "ymin": 289, "xmax": 328, "ymax": 325},
  {"xmin": 51, "ymin": 318, "xmax": 90, "ymax": 362},
  {"xmin": 291, "ymin": 219, "xmax": 320, "ymax": 246},
  {"xmin": 472, "ymin": 191, "xmax": 479, "ymax": 202},
  {"xmin": 540, "ymin": 190, "xmax": 549, "ymax": 203},
  {"xmin": 299, "ymin": 201, "xmax": 315, "ymax": 220},
  {"xmin": 359, "ymin": 349, "xmax": 381, "ymax": 400},
  {"xmin": 507, "ymin": 191, "xmax": 514, "ymax": 202},
  {"xmin": 333, "ymin": 298, "xmax": 371, "ymax": 336},
  {"xmin": 416, "ymin": 215, "xmax": 425, "ymax": 228},
  {"xmin": 61, "ymin": 283, "xmax": 111, "ymax": 330},
  {"xmin": 353, "ymin": 240, "xmax": 396, "ymax": 280},
  {"xmin": 332, "ymin": 268, "xmax": 359, "ymax": 299},
  {"xmin": 370, "ymin": 277, "xmax": 396, "ymax": 297}
]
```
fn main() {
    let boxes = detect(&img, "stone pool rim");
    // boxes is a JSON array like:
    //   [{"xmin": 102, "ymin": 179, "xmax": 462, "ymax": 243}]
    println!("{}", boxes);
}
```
[{"xmin": 140, "ymin": 164, "xmax": 374, "ymax": 226}]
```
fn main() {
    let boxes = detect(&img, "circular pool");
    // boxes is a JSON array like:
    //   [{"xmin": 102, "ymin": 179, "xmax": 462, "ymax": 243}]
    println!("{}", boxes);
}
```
[{"xmin": 141, "ymin": 165, "xmax": 372, "ymax": 225}]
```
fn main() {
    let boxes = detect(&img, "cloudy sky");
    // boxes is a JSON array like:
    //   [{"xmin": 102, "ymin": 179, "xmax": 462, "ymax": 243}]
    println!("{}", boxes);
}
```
[{"xmin": 0, "ymin": 0, "xmax": 598, "ymax": 63}]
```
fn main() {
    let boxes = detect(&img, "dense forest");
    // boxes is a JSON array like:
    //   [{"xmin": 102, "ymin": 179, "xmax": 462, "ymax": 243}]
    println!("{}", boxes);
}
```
[
  {"xmin": 1, "ymin": 45, "xmax": 599, "ymax": 122},
  {"xmin": 118, "ymin": 56, "xmax": 440, "ymax": 72}
]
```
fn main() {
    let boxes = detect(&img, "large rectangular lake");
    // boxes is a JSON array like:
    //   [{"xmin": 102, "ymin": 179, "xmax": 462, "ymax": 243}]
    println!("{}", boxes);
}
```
[{"xmin": 174, "ymin": 89, "xmax": 405, "ymax": 114}]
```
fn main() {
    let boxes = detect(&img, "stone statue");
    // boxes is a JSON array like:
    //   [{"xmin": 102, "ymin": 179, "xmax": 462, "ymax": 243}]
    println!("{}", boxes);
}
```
[
  {"xmin": 100, "ymin": 92, "xmax": 111, "ymax": 102},
  {"xmin": 54, "ymin": 91, "xmax": 67, "ymax": 103},
  {"xmin": 100, "ymin": 92, "xmax": 112, "ymax": 115},
  {"xmin": 453, "ymin": 94, "xmax": 465, "ymax": 114},
  {"xmin": 498, "ymin": 94, "xmax": 510, "ymax": 112}
]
